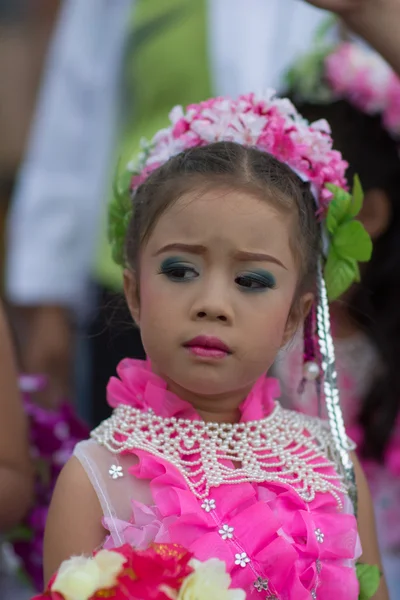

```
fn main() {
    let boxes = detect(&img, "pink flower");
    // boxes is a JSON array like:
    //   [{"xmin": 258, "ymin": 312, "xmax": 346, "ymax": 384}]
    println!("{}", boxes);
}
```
[
  {"xmin": 325, "ymin": 42, "xmax": 400, "ymax": 137},
  {"xmin": 325, "ymin": 43, "xmax": 391, "ymax": 113},
  {"xmin": 126, "ymin": 90, "xmax": 352, "ymax": 208}
]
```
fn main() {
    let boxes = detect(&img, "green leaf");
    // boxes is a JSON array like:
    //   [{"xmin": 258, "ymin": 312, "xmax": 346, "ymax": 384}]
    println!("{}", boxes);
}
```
[
  {"xmin": 324, "ymin": 248, "xmax": 358, "ymax": 301},
  {"xmin": 333, "ymin": 221, "xmax": 373, "ymax": 262},
  {"xmin": 356, "ymin": 563, "xmax": 381, "ymax": 600},
  {"xmin": 325, "ymin": 184, "xmax": 352, "ymax": 234},
  {"xmin": 349, "ymin": 174, "xmax": 364, "ymax": 219},
  {"xmin": 117, "ymin": 168, "xmax": 133, "ymax": 197}
]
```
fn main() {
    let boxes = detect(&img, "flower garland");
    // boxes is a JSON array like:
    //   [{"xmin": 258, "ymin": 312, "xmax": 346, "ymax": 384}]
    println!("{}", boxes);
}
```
[
  {"xmin": 286, "ymin": 19, "xmax": 400, "ymax": 139},
  {"xmin": 33, "ymin": 543, "xmax": 380, "ymax": 600},
  {"xmin": 325, "ymin": 42, "xmax": 400, "ymax": 137},
  {"xmin": 109, "ymin": 91, "xmax": 372, "ymax": 301}
]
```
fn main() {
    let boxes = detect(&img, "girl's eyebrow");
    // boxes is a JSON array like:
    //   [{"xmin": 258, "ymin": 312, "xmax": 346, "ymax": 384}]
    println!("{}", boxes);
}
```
[
  {"xmin": 235, "ymin": 250, "xmax": 287, "ymax": 270},
  {"xmin": 154, "ymin": 243, "xmax": 207, "ymax": 256},
  {"xmin": 154, "ymin": 243, "xmax": 287, "ymax": 270}
]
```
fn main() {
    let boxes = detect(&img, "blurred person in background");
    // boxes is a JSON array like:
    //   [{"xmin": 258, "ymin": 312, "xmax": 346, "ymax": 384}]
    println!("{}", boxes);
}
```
[
  {"xmin": 0, "ymin": 0, "xmax": 59, "ymax": 272},
  {"xmin": 5, "ymin": 0, "xmax": 328, "ymax": 427},
  {"xmin": 6, "ymin": 0, "xmax": 134, "ymax": 416},
  {"xmin": 0, "ymin": 299, "xmax": 33, "ymax": 599}
]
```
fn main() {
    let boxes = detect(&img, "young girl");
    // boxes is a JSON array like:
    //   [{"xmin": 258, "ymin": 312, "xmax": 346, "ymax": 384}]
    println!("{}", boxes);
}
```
[
  {"xmin": 44, "ymin": 92, "xmax": 388, "ymax": 599},
  {"xmin": 280, "ymin": 39, "xmax": 400, "ymax": 597}
]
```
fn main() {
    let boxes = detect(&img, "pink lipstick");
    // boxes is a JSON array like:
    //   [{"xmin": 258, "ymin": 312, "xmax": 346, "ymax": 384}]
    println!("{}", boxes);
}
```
[{"xmin": 184, "ymin": 336, "xmax": 231, "ymax": 359}]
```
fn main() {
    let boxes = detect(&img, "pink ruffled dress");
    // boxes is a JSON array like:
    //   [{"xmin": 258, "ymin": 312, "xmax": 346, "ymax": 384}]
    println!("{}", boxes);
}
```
[
  {"xmin": 276, "ymin": 332, "xmax": 400, "ymax": 596},
  {"xmin": 74, "ymin": 359, "xmax": 361, "ymax": 599}
]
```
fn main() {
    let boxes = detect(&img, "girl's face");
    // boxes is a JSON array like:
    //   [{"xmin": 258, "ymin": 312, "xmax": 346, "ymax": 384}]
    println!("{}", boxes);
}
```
[{"xmin": 125, "ymin": 186, "xmax": 311, "ymax": 407}]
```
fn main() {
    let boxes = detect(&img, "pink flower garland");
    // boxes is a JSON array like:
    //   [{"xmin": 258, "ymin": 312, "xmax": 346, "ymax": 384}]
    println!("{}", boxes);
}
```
[
  {"xmin": 128, "ymin": 91, "xmax": 348, "ymax": 209},
  {"xmin": 325, "ymin": 42, "xmax": 400, "ymax": 137}
]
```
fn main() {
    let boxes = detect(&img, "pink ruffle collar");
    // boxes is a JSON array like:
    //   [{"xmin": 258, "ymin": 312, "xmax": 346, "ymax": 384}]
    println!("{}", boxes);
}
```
[{"xmin": 107, "ymin": 359, "xmax": 280, "ymax": 422}]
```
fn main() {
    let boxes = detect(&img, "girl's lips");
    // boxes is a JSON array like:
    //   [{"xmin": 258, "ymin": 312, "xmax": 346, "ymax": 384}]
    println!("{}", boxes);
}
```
[{"xmin": 184, "ymin": 336, "xmax": 232, "ymax": 359}]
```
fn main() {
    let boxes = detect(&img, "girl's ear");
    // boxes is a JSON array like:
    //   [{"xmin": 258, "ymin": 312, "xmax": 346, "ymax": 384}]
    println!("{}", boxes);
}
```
[
  {"xmin": 282, "ymin": 292, "xmax": 314, "ymax": 347},
  {"xmin": 123, "ymin": 269, "xmax": 140, "ymax": 325}
]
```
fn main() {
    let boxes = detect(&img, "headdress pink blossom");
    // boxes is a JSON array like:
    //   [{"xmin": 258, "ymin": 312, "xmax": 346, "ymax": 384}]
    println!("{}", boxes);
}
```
[
  {"xmin": 127, "ymin": 91, "xmax": 348, "ymax": 209},
  {"xmin": 325, "ymin": 42, "xmax": 400, "ymax": 137}
]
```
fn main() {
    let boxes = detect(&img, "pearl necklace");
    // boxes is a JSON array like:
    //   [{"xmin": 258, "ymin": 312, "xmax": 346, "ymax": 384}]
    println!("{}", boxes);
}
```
[{"xmin": 92, "ymin": 402, "xmax": 351, "ymax": 508}]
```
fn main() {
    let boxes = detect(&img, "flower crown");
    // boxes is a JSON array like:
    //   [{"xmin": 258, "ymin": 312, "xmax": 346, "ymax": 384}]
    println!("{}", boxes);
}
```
[
  {"xmin": 110, "ymin": 91, "xmax": 372, "ymax": 300},
  {"xmin": 287, "ymin": 37, "xmax": 400, "ymax": 138}
]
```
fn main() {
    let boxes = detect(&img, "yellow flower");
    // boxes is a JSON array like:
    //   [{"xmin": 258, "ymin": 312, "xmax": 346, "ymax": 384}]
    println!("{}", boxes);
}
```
[
  {"xmin": 51, "ymin": 550, "xmax": 126, "ymax": 600},
  {"xmin": 178, "ymin": 559, "xmax": 246, "ymax": 600}
]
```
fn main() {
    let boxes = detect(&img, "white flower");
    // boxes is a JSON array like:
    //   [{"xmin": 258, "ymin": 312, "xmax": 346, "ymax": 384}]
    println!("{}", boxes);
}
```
[
  {"xmin": 191, "ymin": 115, "xmax": 233, "ymax": 143},
  {"xmin": 310, "ymin": 118, "xmax": 331, "ymax": 134},
  {"xmin": 234, "ymin": 552, "xmax": 250, "ymax": 568},
  {"xmin": 178, "ymin": 559, "xmax": 245, "ymax": 600},
  {"xmin": 292, "ymin": 123, "xmax": 332, "ymax": 162},
  {"xmin": 108, "ymin": 464, "xmax": 123, "ymax": 479},
  {"xmin": 315, "ymin": 528, "xmax": 325, "ymax": 543},
  {"xmin": 229, "ymin": 113, "xmax": 267, "ymax": 145},
  {"xmin": 169, "ymin": 105, "xmax": 185, "ymax": 124},
  {"xmin": 201, "ymin": 498, "xmax": 216, "ymax": 512},
  {"xmin": 51, "ymin": 550, "xmax": 125, "ymax": 600},
  {"xmin": 147, "ymin": 135, "xmax": 186, "ymax": 167},
  {"xmin": 219, "ymin": 524, "xmax": 234, "ymax": 540}
]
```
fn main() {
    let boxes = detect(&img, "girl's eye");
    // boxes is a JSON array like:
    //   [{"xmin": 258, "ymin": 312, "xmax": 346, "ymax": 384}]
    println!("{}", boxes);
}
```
[
  {"xmin": 159, "ymin": 260, "xmax": 199, "ymax": 282},
  {"xmin": 235, "ymin": 272, "xmax": 276, "ymax": 291}
]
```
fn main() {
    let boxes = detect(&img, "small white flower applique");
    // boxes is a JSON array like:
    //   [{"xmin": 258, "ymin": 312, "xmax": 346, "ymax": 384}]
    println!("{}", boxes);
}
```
[
  {"xmin": 315, "ymin": 528, "xmax": 324, "ymax": 544},
  {"xmin": 235, "ymin": 552, "xmax": 250, "ymax": 568},
  {"xmin": 219, "ymin": 524, "xmax": 234, "ymax": 540},
  {"xmin": 201, "ymin": 498, "xmax": 216, "ymax": 512},
  {"xmin": 108, "ymin": 464, "xmax": 124, "ymax": 480}
]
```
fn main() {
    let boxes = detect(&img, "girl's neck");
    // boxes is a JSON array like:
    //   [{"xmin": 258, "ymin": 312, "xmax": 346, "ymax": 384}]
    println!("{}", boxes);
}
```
[{"xmin": 160, "ymin": 374, "xmax": 252, "ymax": 423}]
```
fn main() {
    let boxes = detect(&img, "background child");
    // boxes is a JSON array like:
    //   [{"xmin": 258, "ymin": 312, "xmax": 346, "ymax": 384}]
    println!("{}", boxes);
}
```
[
  {"xmin": 44, "ymin": 93, "xmax": 387, "ymax": 599},
  {"xmin": 279, "ymin": 37, "xmax": 400, "ymax": 598}
]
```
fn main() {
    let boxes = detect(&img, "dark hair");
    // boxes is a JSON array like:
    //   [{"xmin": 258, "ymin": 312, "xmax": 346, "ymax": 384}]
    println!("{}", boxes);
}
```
[
  {"xmin": 293, "ymin": 99, "xmax": 400, "ymax": 461},
  {"xmin": 125, "ymin": 141, "xmax": 320, "ymax": 296}
]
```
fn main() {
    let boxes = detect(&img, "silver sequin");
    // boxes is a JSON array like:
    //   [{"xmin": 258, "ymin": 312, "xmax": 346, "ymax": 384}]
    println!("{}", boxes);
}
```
[
  {"xmin": 253, "ymin": 577, "xmax": 269, "ymax": 592},
  {"xmin": 316, "ymin": 260, "xmax": 357, "ymax": 513},
  {"xmin": 315, "ymin": 528, "xmax": 324, "ymax": 544}
]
